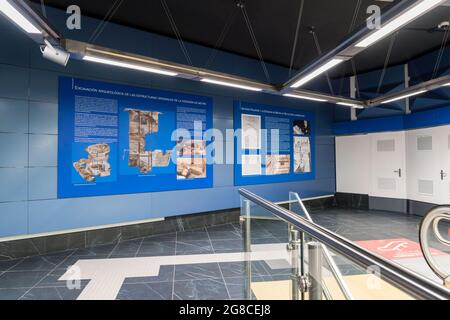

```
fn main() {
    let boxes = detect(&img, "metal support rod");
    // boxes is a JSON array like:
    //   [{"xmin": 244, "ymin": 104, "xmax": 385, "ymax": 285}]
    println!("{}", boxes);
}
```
[
  {"xmin": 242, "ymin": 199, "xmax": 252, "ymax": 300},
  {"xmin": 308, "ymin": 242, "xmax": 323, "ymax": 300},
  {"xmin": 289, "ymin": 226, "xmax": 301, "ymax": 300},
  {"xmin": 350, "ymin": 76, "xmax": 357, "ymax": 121},
  {"xmin": 404, "ymin": 63, "xmax": 411, "ymax": 114}
]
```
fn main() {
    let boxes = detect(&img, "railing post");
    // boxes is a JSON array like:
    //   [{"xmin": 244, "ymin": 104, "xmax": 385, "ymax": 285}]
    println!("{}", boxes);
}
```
[
  {"xmin": 242, "ymin": 199, "xmax": 252, "ymax": 300},
  {"xmin": 288, "ymin": 225, "xmax": 301, "ymax": 300},
  {"xmin": 308, "ymin": 242, "xmax": 323, "ymax": 300}
]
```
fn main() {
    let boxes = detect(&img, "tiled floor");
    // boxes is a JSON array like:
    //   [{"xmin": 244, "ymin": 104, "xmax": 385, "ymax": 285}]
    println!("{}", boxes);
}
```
[{"xmin": 0, "ymin": 209, "xmax": 447, "ymax": 300}]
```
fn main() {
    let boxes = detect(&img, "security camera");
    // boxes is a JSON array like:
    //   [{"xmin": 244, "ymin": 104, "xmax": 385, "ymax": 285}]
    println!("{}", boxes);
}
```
[
  {"xmin": 438, "ymin": 21, "xmax": 450, "ymax": 30},
  {"xmin": 40, "ymin": 39, "xmax": 70, "ymax": 67}
]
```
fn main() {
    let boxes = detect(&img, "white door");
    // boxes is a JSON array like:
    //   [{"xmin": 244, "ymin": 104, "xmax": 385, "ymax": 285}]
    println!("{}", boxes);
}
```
[
  {"xmin": 406, "ymin": 127, "xmax": 441, "ymax": 204},
  {"xmin": 369, "ymin": 131, "xmax": 407, "ymax": 199},
  {"xmin": 437, "ymin": 125, "xmax": 450, "ymax": 204}
]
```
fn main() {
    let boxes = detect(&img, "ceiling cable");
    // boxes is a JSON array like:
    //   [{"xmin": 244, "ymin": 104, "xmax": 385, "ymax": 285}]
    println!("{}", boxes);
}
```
[
  {"xmin": 89, "ymin": 0, "xmax": 124, "ymax": 44},
  {"xmin": 338, "ymin": 0, "xmax": 361, "ymax": 96},
  {"xmin": 310, "ymin": 29, "xmax": 334, "ymax": 95},
  {"xmin": 239, "ymin": 2, "xmax": 271, "ymax": 83},
  {"xmin": 204, "ymin": 8, "xmax": 239, "ymax": 69},
  {"xmin": 431, "ymin": 15, "xmax": 450, "ymax": 80},
  {"xmin": 161, "ymin": 0, "xmax": 193, "ymax": 66},
  {"xmin": 40, "ymin": 0, "xmax": 47, "ymax": 18},
  {"xmin": 348, "ymin": 0, "xmax": 362, "ymax": 34},
  {"xmin": 377, "ymin": 32, "xmax": 397, "ymax": 94},
  {"xmin": 288, "ymin": 0, "xmax": 305, "ymax": 77}
]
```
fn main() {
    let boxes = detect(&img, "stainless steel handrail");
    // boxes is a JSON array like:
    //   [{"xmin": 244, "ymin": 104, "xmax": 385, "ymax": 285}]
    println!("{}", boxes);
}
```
[
  {"xmin": 239, "ymin": 188, "xmax": 450, "ymax": 300},
  {"xmin": 290, "ymin": 192, "xmax": 354, "ymax": 300},
  {"xmin": 419, "ymin": 206, "xmax": 450, "ymax": 288}
]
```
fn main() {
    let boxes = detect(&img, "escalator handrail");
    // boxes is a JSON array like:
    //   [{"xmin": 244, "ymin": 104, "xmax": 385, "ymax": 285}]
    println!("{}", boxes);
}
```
[
  {"xmin": 240, "ymin": 188, "xmax": 450, "ymax": 300},
  {"xmin": 419, "ymin": 206, "xmax": 450, "ymax": 288}
]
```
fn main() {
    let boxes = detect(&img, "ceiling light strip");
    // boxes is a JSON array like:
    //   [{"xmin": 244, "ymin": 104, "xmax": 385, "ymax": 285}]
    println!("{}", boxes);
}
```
[
  {"xmin": 283, "ymin": 93, "xmax": 328, "ymax": 102},
  {"xmin": 201, "ymin": 78, "xmax": 263, "ymax": 92},
  {"xmin": 290, "ymin": 58, "xmax": 344, "ymax": 88},
  {"xmin": 355, "ymin": 0, "xmax": 445, "ymax": 48},
  {"xmin": 337, "ymin": 102, "xmax": 364, "ymax": 109},
  {"xmin": 82, "ymin": 55, "xmax": 178, "ymax": 76},
  {"xmin": 0, "ymin": 0, "xmax": 41, "ymax": 34},
  {"xmin": 381, "ymin": 90, "xmax": 428, "ymax": 104}
]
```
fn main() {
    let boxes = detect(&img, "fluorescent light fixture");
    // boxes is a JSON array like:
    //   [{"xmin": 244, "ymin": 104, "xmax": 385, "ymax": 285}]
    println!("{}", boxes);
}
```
[
  {"xmin": 381, "ymin": 90, "xmax": 428, "ymax": 104},
  {"xmin": 337, "ymin": 102, "xmax": 364, "ymax": 109},
  {"xmin": 291, "ymin": 58, "xmax": 344, "ymax": 88},
  {"xmin": 83, "ymin": 55, "xmax": 178, "ymax": 76},
  {"xmin": 441, "ymin": 82, "xmax": 450, "ymax": 87},
  {"xmin": 283, "ymin": 93, "xmax": 327, "ymax": 102},
  {"xmin": 201, "ymin": 78, "xmax": 263, "ymax": 92},
  {"xmin": 355, "ymin": 0, "xmax": 444, "ymax": 48},
  {"xmin": 0, "ymin": 0, "xmax": 41, "ymax": 34}
]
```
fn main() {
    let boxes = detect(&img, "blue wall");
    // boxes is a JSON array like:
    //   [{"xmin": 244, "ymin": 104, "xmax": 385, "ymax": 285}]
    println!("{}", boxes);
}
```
[{"xmin": 0, "ymin": 8, "xmax": 336, "ymax": 237}]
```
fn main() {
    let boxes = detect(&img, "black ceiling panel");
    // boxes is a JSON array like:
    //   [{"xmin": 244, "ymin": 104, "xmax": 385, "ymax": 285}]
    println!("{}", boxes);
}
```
[{"xmin": 30, "ymin": 0, "xmax": 450, "ymax": 79}]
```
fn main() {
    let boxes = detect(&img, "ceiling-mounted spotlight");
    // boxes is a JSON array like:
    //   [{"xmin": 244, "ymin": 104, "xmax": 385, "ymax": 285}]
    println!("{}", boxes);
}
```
[
  {"xmin": 0, "ymin": 0, "xmax": 41, "ymax": 34},
  {"xmin": 40, "ymin": 39, "xmax": 70, "ymax": 66}
]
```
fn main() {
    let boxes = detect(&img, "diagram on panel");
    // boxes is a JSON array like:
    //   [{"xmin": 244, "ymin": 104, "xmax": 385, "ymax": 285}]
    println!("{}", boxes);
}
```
[
  {"xmin": 126, "ymin": 108, "xmax": 172, "ymax": 174},
  {"xmin": 73, "ymin": 144, "xmax": 112, "ymax": 182}
]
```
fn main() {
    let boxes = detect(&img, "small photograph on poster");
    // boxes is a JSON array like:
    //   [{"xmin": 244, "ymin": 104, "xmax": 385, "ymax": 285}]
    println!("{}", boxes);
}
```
[
  {"xmin": 176, "ymin": 139, "xmax": 207, "ymax": 156},
  {"xmin": 293, "ymin": 120, "xmax": 311, "ymax": 136},
  {"xmin": 242, "ymin": 154, "xmax": 262, "ymax": 176},
  {"xmin": 126, "ymin": 108, "xmax": 172, "ymax": 174},
  {"xmin": 177, "ymin": 157, "xmax": 207, "ymax": 180},
  {"xmin": 266, "ymin": 154, "xmax": 291, "ymax": 175},
  {"xmin": 294, "ymin": 137, "xmax": 312, "ymax": 173},
  {"xmin": 73, "ymin": 143, "xmax": 114, "ymax": 183},
  {"xmin": 241, "ymin": 114, "xmax": 261, "ymax": 150}
]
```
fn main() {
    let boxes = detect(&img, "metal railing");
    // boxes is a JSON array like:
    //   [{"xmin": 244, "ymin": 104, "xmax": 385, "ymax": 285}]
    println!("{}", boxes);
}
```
[
  {"xmin": 419, "ymin": 206, "xmax": 450, "ymax": 289},
  {"xmin": 239, "ymin": 188, "xmax": 450, "ymax": 300},
  {"xmin": 289, "ymin": 192, "xmax": 353, "ymax": 300}
]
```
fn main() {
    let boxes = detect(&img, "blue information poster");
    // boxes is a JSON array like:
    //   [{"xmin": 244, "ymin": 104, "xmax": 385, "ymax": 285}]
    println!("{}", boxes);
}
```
[
  {"xmin": 58, "ymin": 77, "xmax": 213, "ymax": 198},
  {"xmin": 234, "ymin": 101, "xmax": 315, "ymax": 186}
]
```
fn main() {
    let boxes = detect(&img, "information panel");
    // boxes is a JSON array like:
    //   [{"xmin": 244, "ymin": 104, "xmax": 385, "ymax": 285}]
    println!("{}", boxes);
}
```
[
  {"xmin": 58, "ymin": 77, "xmax": 213, "ymax": 198},
  {"xmin": 234, "ymin": 101, "xmax": 315, "ymax": 186}
]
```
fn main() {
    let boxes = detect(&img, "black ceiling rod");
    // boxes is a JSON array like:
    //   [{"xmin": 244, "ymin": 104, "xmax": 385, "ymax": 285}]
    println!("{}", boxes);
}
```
[
  {"xmin": 88, "ymin": 0, "xmax": 124, "ymax": 44},
  {"xmin": 238, "ymin": 1, "xmax": 271, "ymax": 84},
  {"xmin": 431, "ymin": 15, "xmax": 450, "ymax": 80},
  {"xmin": 288, "ymin": 0, "xmax": 305, "ymax": 78},
  {"xmin": 376, "ymin": 32, "xmax": 397, "ymax": 95},
  {"xmin": 39, "ymin": 0, "xmax": 47, "ymax": 18},
  {"xmin": 338, "ymin": 0, "xmax": 362, "ymax": 96},
  {"xmin": 309, "ymin": 27, "xmax": 335, "ymax": 95},
  {"xmin": 160, "ymin": 0, "xmax": 193, "ymax": 66},
  {"xmin": 204, "ymin": 7, "xmax": 239, "ymax": 69}
]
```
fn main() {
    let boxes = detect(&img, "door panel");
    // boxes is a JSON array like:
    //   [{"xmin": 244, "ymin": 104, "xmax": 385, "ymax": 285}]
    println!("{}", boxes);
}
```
[
  {"xmin": 406, "ymin": 127, "xmax": 441, "ymax": 204},
  {"xmin": 369, "ymin": 132, "xmax": 406, "ymax": 199},
  {"xmin": 437, "ymin": 125, "xmax": 450, "ymax": 204}
]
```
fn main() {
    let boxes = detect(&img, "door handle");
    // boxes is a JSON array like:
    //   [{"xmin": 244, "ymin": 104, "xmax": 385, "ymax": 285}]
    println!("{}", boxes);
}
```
[
  {"xmin": 394, "ymin": 169, "xmax": 402, "ymax": 178},
  {"xmin": 440, "ymin": 170, "xmax": 447, "ymax": 181}
]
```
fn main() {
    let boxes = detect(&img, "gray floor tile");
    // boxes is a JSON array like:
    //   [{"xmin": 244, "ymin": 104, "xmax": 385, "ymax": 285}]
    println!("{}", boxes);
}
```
[
  {"xmin": 176, "ymin": 240, "xmax": 214, "ymax": 255},
  {"xmin": 173, "ymin": 278, "xmax": 229, "ymax": 300},
  {"xmin": 117, "ymin": 282, "xmax": 173, "ymax": 300},
  {"xmin": 0, "ymin": 271, "xmax": 48, "ymax": 289},
  {"xmin": 0, "ymin": 288, "xmax": 29, "ymax": 300},
  {"xmin": 175, "ymin": 263, "xmax": 222, "ymax": 281},
  {"xmin": 136, "ymin": 240, "xmax": 176, "ymax": 257}
]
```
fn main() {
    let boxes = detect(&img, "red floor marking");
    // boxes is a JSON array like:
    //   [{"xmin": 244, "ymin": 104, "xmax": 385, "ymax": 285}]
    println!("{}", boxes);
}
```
[{"xmin": 356, "ymin": 238, "xmax": 447, "ymax": 260}]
